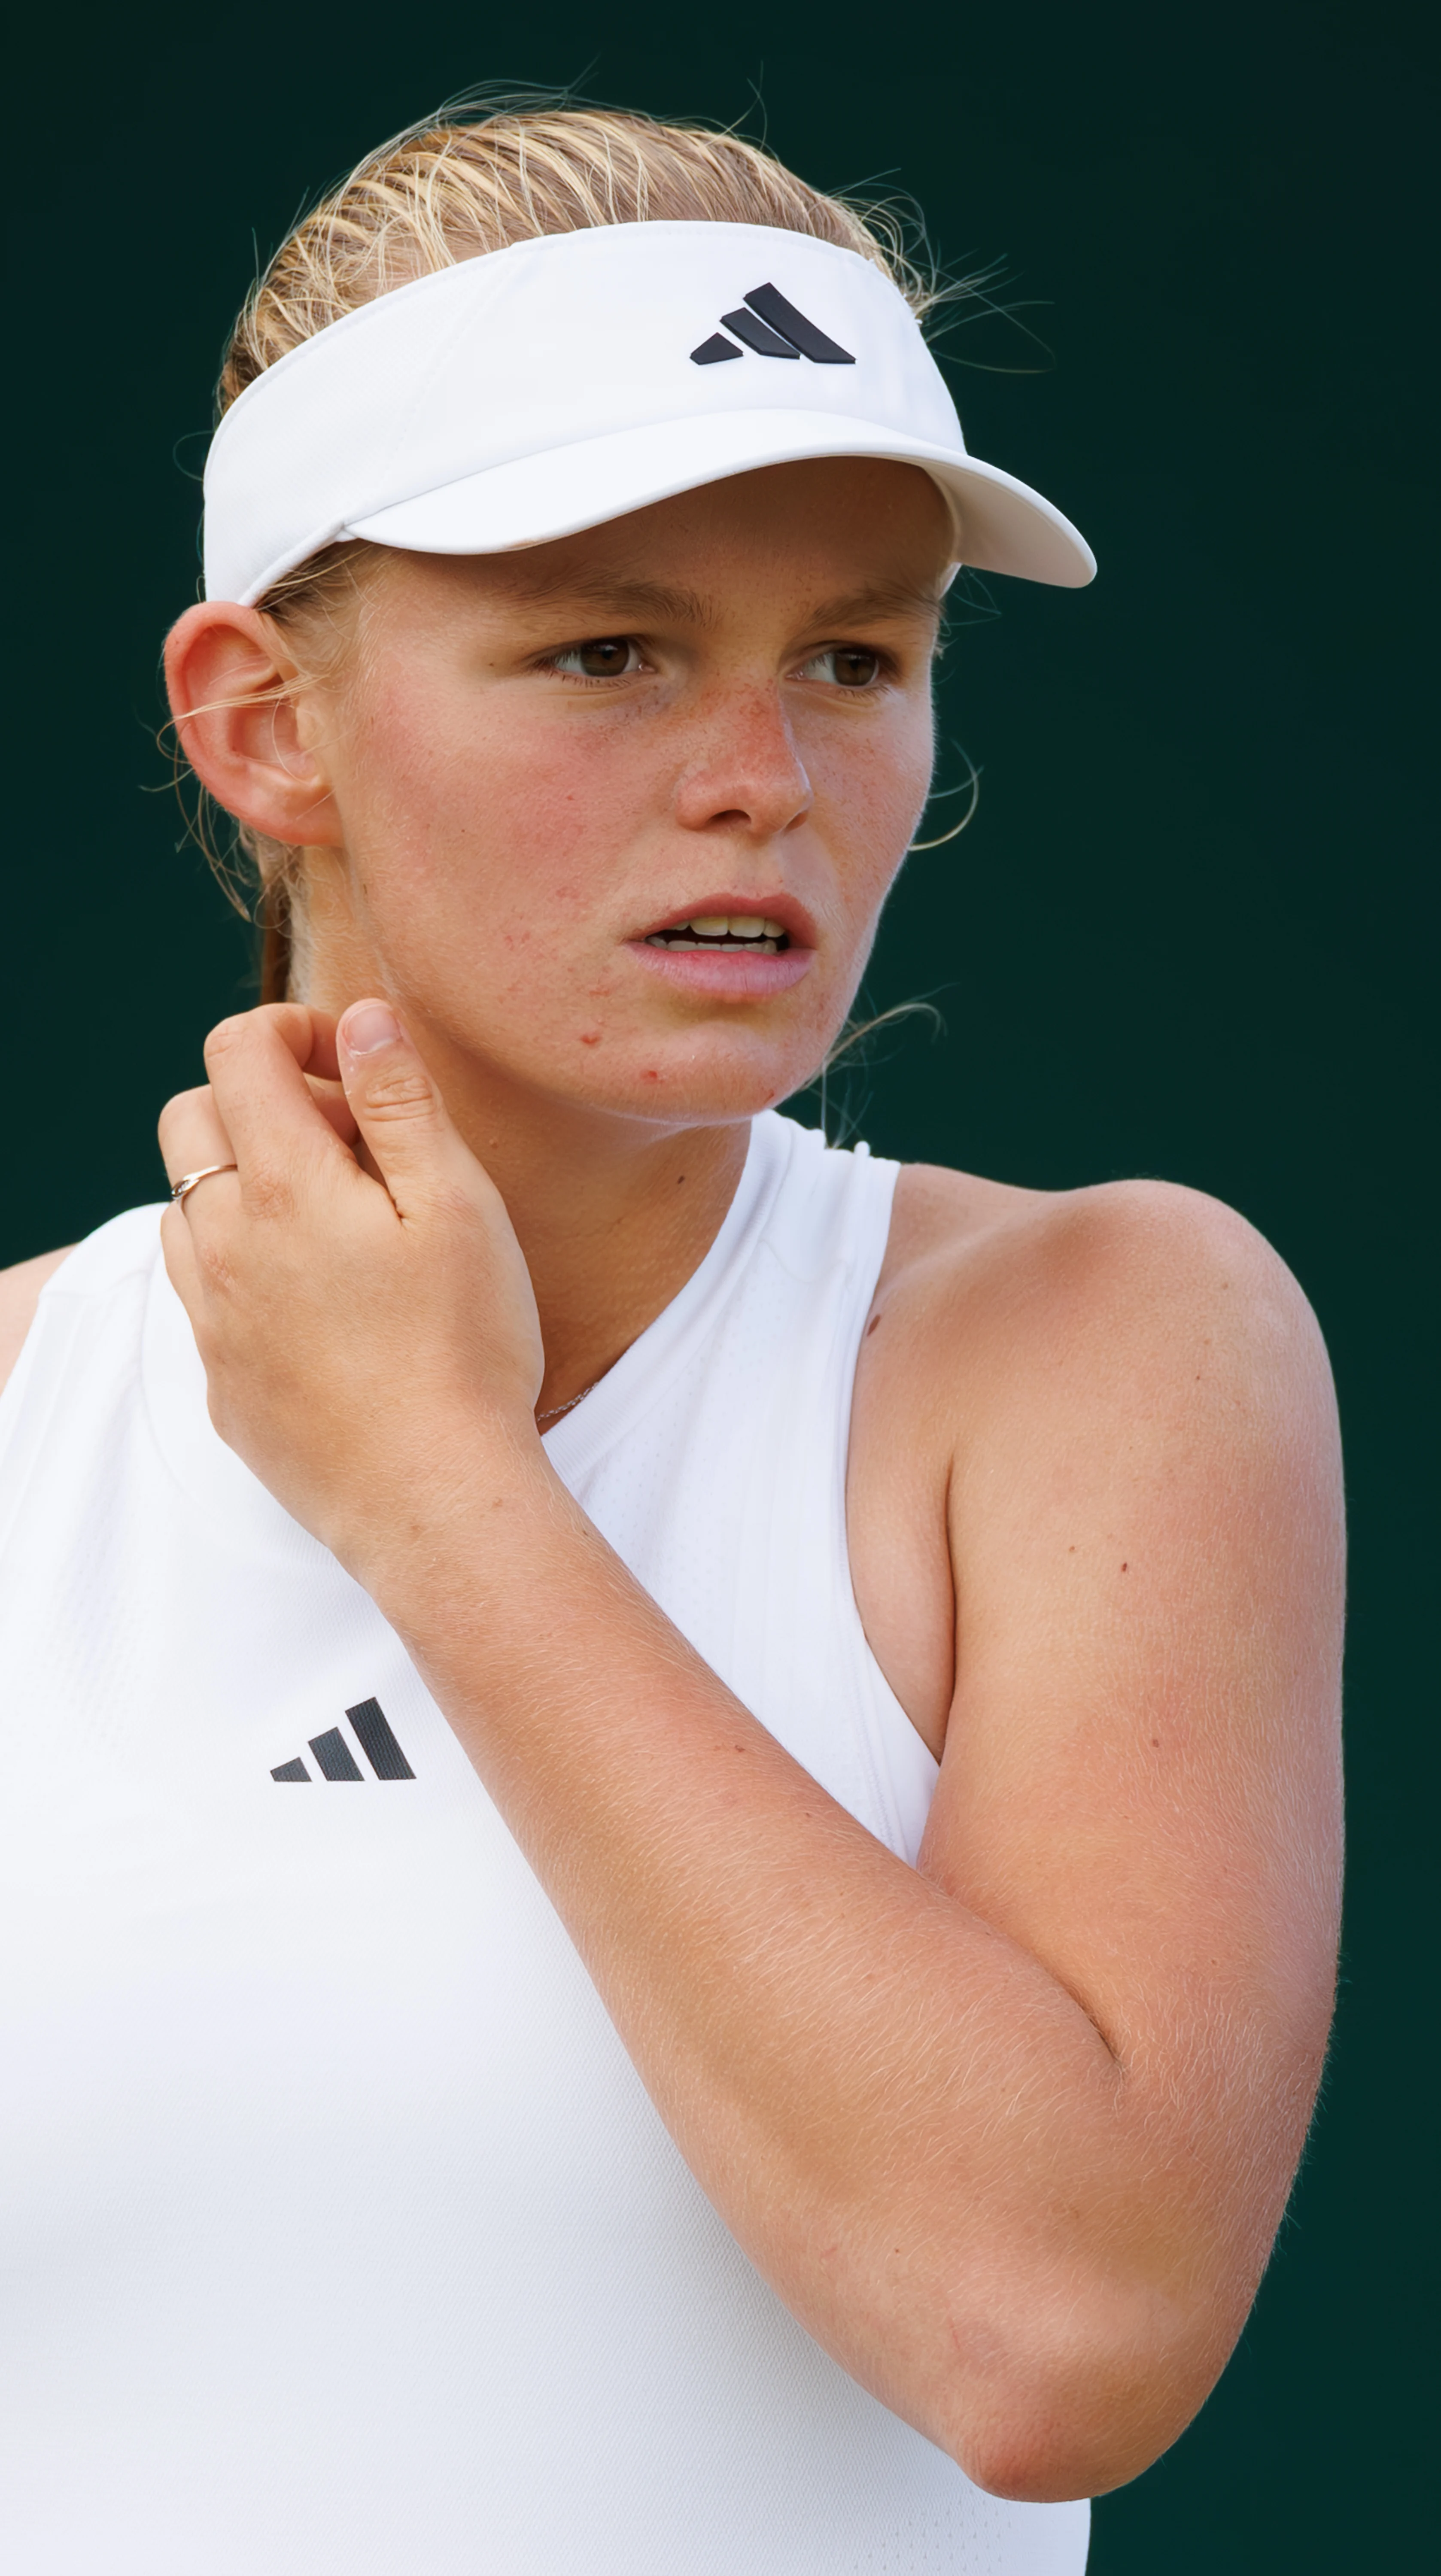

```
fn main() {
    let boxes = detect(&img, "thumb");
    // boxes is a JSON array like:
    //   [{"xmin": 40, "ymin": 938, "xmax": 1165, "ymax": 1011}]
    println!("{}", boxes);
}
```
[{"xmin": 337, "ymin": 1000, "xmax": 474, "ymax": 1215}]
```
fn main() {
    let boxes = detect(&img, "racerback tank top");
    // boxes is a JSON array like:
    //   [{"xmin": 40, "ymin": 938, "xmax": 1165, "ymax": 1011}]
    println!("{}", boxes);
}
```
[{"xmin": 0, "ymin": 1109, "xmax": 1089, "ymax": 2574}]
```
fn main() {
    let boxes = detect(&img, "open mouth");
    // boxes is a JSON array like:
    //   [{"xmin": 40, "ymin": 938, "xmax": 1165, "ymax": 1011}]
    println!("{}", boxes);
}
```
[{"xmin": 645, "ymin": 914, "xmax": 790, "ymax": 955}]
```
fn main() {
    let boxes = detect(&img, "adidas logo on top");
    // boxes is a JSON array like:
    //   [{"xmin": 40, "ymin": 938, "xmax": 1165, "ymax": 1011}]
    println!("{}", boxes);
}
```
[
  {"xmin": 271, "ymin": 1697, "xmax": 414, "ymax": 1782},
  {"xmin": 691, "ymin": 283, "xmax": 854, "ymax": 369}
]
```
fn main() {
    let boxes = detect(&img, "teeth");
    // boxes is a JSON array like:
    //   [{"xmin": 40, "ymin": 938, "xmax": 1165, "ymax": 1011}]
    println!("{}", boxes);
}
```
[
  {"xmin": 677, "ymin": 914, "xmax": 790, "ymax": 940},
  {"xmin": 644, "ymin": 911, "xmax": 791, "ymax": 951}
]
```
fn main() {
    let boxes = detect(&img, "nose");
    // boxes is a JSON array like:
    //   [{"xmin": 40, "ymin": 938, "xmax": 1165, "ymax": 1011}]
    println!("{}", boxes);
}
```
[{"xmin": 671, "ymin": 683, "xmax": 813, "ymax": 843}]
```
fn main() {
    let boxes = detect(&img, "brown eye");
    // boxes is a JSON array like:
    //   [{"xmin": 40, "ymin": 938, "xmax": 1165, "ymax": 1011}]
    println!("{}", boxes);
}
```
[
  {"xmin": 832, "ymin": 649, "xmax": 881, "ymax": 688},
  {"xmin": 800, "ymin": 647, "xmax": 884, "ymax": 688},
  {"xmin": 553, "ymin": 638, "xmax": 642, "ymax": 679}
]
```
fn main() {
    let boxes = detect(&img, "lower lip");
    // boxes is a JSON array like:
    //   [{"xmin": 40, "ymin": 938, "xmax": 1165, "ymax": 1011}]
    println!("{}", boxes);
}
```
[{"xmin": 626, "ymin": 942, "xmax": 815, "ymax": 1001}]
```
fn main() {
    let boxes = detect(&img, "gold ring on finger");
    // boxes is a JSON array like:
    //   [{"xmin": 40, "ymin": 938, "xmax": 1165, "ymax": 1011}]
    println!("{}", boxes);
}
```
[{"xmin": 170, "ymin": 1163, "xmax": 239, "ymax": 1209}]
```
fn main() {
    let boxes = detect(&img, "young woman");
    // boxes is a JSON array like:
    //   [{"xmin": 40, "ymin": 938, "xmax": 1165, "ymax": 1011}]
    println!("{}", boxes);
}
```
[{"xmin": 0, "ymin": 109, "xmax": 1343, "ymax": 2575}]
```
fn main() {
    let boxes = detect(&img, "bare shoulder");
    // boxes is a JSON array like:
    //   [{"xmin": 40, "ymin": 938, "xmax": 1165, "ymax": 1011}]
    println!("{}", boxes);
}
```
[
  {"xmin": 0, "ymin": 1249, "xmax": 74, "ymax": 1397},
  {"xmin": 879, "ymin": 1160, "xmax": 1334, "ymax": 1413},
  {"xmin": 849, "ymin": 1163, "xmax": 1340, "ymax": 1753}
]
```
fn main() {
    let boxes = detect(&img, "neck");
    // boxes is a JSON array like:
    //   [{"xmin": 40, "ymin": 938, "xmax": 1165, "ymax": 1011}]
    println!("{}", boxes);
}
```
[
  {"xmin": 466, "ymin": 1079, "xmax": 751, "ymax": 1421},
  {"xmin": 310, "ymin": 966, "xmax": 751, "ymax": 1416}
]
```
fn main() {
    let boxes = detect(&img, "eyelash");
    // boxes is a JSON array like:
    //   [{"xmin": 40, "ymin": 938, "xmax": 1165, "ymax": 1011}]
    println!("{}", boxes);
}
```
[
  {"xmin": 544, "ymin": 639, "xmax": 651, "ymax": 683},
  {"xmin": 541, "ymin": 639, "xmax": 894, "ymax": 689}
]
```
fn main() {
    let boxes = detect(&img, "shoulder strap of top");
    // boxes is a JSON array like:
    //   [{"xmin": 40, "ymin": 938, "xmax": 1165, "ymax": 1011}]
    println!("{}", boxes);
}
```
[{"xmin": 0, "ymin": 1206, "xmax": 165, "ymax": 1570}]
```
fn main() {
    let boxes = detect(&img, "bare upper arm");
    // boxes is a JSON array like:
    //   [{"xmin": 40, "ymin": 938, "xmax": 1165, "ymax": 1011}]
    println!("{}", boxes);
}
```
[
  {"xmin": 0, "ymin": 1249, "xmax": 73, "ymax": 1395},
  {"xmin": 918, "ymin": 1182, "xmax": 1341, "ymax": 2266},
  {"xmin": 856, "ymin": 1173, "xmax": 1343, "ymax": 2335},
  {"xmin": 924, "ymin": 1186, "xmax": 1343, "ymax": 1948}
]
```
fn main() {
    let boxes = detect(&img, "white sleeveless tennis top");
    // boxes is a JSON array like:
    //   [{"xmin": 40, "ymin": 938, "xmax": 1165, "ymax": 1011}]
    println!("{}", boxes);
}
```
[{"xmin": 0, "ymin": 1109, "xmax": 1089, "ymax": 2575}]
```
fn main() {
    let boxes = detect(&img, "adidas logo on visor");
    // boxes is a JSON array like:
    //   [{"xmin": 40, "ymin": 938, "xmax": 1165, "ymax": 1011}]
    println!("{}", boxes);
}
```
[{"xmin": 691, "ymin": 283, "xmax": 854, "ymax": 368}]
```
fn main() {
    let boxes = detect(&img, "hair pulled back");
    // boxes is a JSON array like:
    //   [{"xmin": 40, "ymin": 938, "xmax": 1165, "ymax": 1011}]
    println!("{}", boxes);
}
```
[{"xmin": 222, "ymin": 106, "xmax": 935, "ymax": 413}]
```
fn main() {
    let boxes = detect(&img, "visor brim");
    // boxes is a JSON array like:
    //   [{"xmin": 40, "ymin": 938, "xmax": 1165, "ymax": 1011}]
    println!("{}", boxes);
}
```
[{"xmin": 344, "ymin": 409, "xmax": 1095, "ymax": 590}]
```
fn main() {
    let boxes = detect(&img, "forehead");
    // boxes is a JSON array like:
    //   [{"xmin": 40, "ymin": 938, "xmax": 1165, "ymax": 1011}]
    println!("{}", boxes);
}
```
[{"xmin": 382, "ymin": 458, "xmax": 953, "ymax": 624}]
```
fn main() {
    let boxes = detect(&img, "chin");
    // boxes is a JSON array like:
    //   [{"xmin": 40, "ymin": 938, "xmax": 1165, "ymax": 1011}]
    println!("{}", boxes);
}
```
[
  {"xmin": 561, "ymin": 1032, "xmax": 828, "ymax": 1128},
  {"xmin": 418, "ymin": 966, "xmax": 853, "ymax": 1132}
]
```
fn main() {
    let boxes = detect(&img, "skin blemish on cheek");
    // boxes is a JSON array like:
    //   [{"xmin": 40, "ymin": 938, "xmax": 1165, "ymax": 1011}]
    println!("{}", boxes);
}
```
[{"xmin": 578, "ymin": 1028, "xmax": 602, "ymax": 1047}]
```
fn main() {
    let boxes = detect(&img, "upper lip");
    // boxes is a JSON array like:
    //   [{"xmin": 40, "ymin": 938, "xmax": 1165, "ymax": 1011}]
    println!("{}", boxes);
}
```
[{"xmin": 635, "ymin": 893, "xmax": 817, "ymax": 946}]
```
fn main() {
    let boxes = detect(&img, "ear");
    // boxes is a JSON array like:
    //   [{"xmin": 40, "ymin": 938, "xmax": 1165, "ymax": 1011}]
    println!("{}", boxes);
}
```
[{"xmin": 164, "ymin": 601, "xmax": 344, "ymax": 848}]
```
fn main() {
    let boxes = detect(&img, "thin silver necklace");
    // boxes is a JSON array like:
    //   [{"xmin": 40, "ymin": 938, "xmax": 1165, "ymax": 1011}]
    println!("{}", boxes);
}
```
[{"xmin": 535, "ymin": 1380, "xmax": 597, "ymax": 1429}]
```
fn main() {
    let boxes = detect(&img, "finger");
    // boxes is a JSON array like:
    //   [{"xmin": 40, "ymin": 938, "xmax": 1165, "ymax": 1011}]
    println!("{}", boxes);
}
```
[
  {"xmin": 336, "ymin": 1001, "xmax": 483, "ymax": 1222},
  {"xmin": 246, "ymin": 1001, "xmax": 343, "ymax": 1084},
  {"xmin": 201, "ymin": 1005, "xmax": 356, "ymax": 1190},
  {"xmin": 157, "ymin": 1148, "xmax": 235, "ymax": 1318},
  {"xmin": 307, "ymin": 1076, "xmax": 360, "ymax": 1151},
  {"xmin": 158, "ymin": 1084, "xmax": 234, "ymax": 1191},
  {"xmin": 158, "ymin": 1073, "xmax": 353, "ymax": 1196},
  {"xmin": 159, "ymin": 1196, "xmax": 204, "ymax": 1318}
]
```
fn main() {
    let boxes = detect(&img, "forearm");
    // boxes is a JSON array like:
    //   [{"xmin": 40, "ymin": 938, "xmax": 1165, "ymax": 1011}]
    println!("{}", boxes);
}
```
[{"xmin": 355, "ymin": 1437, "xmax": 1216, "ymax": 2495}]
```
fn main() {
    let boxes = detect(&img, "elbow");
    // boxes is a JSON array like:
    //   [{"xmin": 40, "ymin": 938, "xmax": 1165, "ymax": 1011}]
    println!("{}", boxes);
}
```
[
  {"xmin": 949, "ymin": 2410, "xmax": 1182, "ymax": 2509},
  {"xmin": 923, "ymin": 2290, "xmax": 1229, "ymax": 2505}
]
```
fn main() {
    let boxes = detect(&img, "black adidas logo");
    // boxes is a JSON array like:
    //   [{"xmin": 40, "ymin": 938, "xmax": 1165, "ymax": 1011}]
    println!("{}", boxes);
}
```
[
  {"xmin": 271, "ymin": 1697, "xmax": 414, "ymax": 1783},
  {"xmin": 691, "ymin": 283, "xmax": 854, "ymax": 369}
]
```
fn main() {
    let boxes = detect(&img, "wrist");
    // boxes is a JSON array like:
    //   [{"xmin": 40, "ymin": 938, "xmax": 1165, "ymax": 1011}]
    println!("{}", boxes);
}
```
[{"xmin": 327, "ymin": 1402, "xmax": 553, "ymax": 1607}]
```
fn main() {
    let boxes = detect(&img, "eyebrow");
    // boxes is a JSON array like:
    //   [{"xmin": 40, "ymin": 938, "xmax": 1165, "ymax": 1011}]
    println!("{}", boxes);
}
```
[
  {"xmin": 505, "ymin": 572, "xmax": 717, "ymax": 625},
  {"xmin": 502, "ymin": 570, "xmax": 945, "ymax": 629},
  {"xmin": 807, "ymin": 579, "xmax": 947, "ymax": 625}
]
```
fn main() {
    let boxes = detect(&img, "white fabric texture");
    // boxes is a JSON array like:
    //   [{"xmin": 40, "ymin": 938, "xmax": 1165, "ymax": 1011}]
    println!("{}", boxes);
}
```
[
  {"xmin": 0, "ymin": 1109, "xmax": 1089, "ymax": 2574},
  {"xmin": 202, "ymin": 221, "xmax": 1096, "ymax": 603}
]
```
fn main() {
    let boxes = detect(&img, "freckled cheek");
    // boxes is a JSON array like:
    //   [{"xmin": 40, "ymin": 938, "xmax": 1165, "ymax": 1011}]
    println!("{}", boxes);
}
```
[
  {"xmin": 820, "ymin": 724, "xmax": 932, "ymax": 924},
  {"xmin": 344, "ymin": 701, "xmax": 651, "ymax": 934}
]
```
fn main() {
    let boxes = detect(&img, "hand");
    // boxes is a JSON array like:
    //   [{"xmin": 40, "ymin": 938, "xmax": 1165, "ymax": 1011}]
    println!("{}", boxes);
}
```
[{"xmin": 159, "ymin": 1002, "xmax": 546, "ymax": 1577}]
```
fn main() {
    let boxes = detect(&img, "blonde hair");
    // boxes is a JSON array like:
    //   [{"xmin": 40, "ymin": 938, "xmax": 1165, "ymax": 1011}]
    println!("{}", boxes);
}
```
[{"xmin": 200, "ymin": 101, "xmax": 946, "ymax": 998}]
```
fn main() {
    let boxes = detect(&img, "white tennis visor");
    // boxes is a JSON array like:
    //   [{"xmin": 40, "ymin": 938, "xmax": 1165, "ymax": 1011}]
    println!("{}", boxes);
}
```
[{"xmin": 202, "ymin": 221, "xmax": 1096, "ymax": 605}]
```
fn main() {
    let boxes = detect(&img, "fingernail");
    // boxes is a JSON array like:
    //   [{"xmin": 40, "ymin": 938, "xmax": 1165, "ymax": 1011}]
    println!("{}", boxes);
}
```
[{"xmin": 341, "ymin": 1002, "xmax": 401, "ymax": 1056}]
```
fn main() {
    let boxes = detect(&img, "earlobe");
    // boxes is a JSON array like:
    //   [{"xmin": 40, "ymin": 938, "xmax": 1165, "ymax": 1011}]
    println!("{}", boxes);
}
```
[{"xmin": 164, "ymin": 600, "xmax": 342, "ymax": 848}]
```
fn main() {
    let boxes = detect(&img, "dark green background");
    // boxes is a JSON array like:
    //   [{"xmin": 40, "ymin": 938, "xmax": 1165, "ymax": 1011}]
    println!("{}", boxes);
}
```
[{"xmin": 12, "ymin": 3, "xmax": 1435, "ymax": 2562}]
